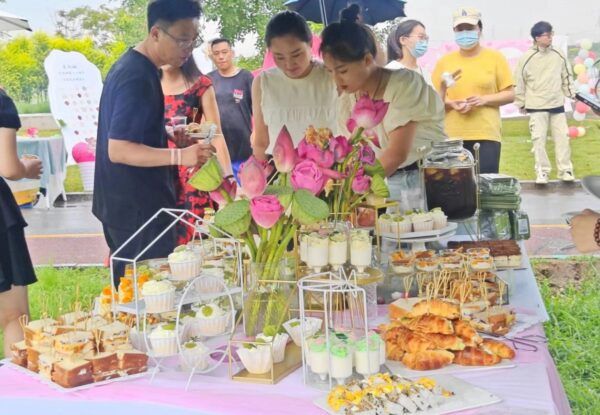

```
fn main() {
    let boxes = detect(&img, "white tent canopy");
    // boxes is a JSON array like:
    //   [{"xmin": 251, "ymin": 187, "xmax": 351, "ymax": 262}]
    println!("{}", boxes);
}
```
[{"xmin": 0, "ymin": 10, "xmax": 31, "ymax": 32}]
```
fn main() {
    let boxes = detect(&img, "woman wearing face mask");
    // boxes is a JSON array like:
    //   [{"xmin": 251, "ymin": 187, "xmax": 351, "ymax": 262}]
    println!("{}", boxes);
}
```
[
  {"xmin": 386, "ymin": 19, "xmax": 433, "ymax": 85},
  {"xmin": 321, "ymin": 6, "xmax": 446, "ymax": 210},
  {"xmin": 252, "ymin": 11, "xmax": 338, "ymax": 160},
  {"xmin": 432, "ymin": 7, "xmax": 515, "ymax": 174}
]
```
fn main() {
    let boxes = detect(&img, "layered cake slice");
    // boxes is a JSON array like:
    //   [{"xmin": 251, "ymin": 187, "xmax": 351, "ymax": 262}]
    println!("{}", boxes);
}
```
[
  {"xmin": 10, "ymin": 340, "xmax": 28, "ymax": 367},
  {"xmin": 118, "ymin": 349, "xmax": 148, "ymax": 375},
  {"xmin": 89, "ymin": 352, "xmax": 120, "ymax": 382},
  {"xmin": 52, "ymin": 358, "xmax": 93, "ymax": 388}
]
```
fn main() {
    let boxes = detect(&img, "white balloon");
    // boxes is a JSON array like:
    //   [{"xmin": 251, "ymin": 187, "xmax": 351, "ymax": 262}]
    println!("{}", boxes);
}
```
[
  {"xmin": 584, "ymin": 58, "xmax": 595, "ymax": 68},
  {"xmin": 573, "ymin": 111, "xmax": 586, "ymax": 121},
  {"xmin": 578, "ymin": 49, "xmax": 590, "ymax": 59}
]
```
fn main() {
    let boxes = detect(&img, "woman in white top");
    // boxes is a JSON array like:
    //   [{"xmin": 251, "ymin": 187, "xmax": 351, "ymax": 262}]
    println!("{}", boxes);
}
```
[
  {"xmin": 385, "ymin": 20, "xmax": 433, "ymax": 86},
  {"xmin": 321, "ymin": 7, "xmax": 446, "ymax": 210},
  {"xmin": 252, "ymin": 11, "xmax": 338, "ymax": 159}
]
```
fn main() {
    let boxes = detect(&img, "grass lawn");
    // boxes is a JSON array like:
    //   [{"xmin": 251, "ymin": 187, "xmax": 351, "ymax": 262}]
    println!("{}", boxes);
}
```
[
  {"xmin": 501, "ymin": 117, "xmax": 600, "ymax": 180},
  {"xmin": 0, "ymin": 261, "xmax": 598, "ymax": 414}
]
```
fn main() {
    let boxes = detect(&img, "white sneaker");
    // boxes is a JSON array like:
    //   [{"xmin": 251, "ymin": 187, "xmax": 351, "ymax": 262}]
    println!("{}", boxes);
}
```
[
  {"xmin": 535, "ymin": 172, "xmax": 549, "ymax": 184},
  {"xmin": 560, "ymin": 171, "xmax": 575, "ymax": 182}
]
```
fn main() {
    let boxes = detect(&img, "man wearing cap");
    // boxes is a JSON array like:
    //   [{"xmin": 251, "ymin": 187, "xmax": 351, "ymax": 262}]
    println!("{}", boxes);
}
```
[
  {"xmin": 514, "ymin": 21, "xmax": 575, "ymax": 184},
  {"xmin": 432, "ymin": 7, "xmax": 515, "ymax": 174}
]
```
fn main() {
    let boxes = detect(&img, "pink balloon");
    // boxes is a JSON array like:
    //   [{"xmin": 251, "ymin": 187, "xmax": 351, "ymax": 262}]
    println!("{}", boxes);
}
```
[
  {"xmin": 578, "ymin": 72, "xmax": 589, "ymax": 83},
  {"xmin": 72, "ymin": 142, "xmax": 96, "ymax": 163},
  {"xmin": 574, "ymin": 57, "xmax": 584, "ymax": 65},
  {"xmin": 589, "ymin": 51, "xmax": 597, "ymax": 60},
  {"xmin": 568, "ymin": 126, "xmax": 579, "ymax": 138},
  {"xmin": 575, "ymin": 101, "xmax": 591, "ymax": 114}
]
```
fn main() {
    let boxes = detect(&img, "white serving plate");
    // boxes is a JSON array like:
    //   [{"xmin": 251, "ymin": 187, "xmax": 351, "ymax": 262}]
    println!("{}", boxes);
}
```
[
  {"xmin": 386, "ymin": 359, "xmax": 515, "ymax": 378},
  {"xmin": 2, "ymin": 359, "xmax": 148, "ymax": 393},
  {"xmin": 314, "ymin": 374, "xmax": 502, "ymax": 415}
]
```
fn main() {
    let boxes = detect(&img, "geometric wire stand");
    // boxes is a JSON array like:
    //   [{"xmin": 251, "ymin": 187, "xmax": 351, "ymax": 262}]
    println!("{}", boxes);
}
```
[
  {"xmin": 298, "ymin": 269, "xmax": 378, "ymax": 390},
  {"xmin": 142, "ymin": 273, "xmax": 237, "ymax": 390},
  {"xmin": 110, "ymin": 208, "xmax": 244, "ymax": 331}
]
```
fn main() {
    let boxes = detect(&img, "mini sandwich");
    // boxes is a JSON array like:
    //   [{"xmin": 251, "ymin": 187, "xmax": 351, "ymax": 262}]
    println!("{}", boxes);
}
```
[
  {"xmin": 27, "ymin": 345, "xmax": 52, "ymax": 373},
  {"xmin": 24, "ymin": 318, "xmax": 57, "ymax": 347},
  {"xmin": 98, "ymin": 321, "xmax": 129, "ymax": 352},
  {"xmin": 83, "ymin": 315, "xmax": 109, "ymax": 331},
  {"xmin": 118, "ymin": 349, "xmax": 148, "ymax": 375},
  {"xmin": 10, "ymin": 341, "xmax": 28, "ymax": 367},
  {"xmin": 38, "ymin": 352, "xmax": 64, "ymax": 380},
  {"xmin": 471, "ymin": 306, "xmax": 516, "ymax": 335},
  {"xmin": 59, "ymin": 311, "xmax": 90, "ymax": 327},
  {"xmin": 53, "ymin": 331, "xmax": 95, "ymax": 355},
  {"xmin": 89, "ymin": 352, "xmax": 120, "ymax": 382},
  {"xmin": 52, "ymin": 358, "xmax": 93, "ymax": 388}
]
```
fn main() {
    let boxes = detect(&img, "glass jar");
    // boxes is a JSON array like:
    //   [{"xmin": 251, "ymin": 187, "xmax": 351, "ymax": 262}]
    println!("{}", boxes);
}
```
[{"xmin": 421, "ymin": 140, "xmax": 477, "ymax": 220}]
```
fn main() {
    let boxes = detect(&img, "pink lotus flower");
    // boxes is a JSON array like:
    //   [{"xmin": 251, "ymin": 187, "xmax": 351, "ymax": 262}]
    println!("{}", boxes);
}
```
[
  {"xmin": 352, "ymin": 173, "xmax": 371, "ymax": 194},
  {"xmin": 239, "ymin": 156, "xmax": 267, "ymax": 199},
  {"xmin": 321, "ymin": 168, "xmax": 345, "ymax": 180},
  {"xmin": 272, "ymin": 126, "xmax": 296, "ymax": 173},
  {"xmin": 347, "ymin": 95, "xmax": 389, "ymax": 132},
  {"xmin": 297, "ymin": 139, "xmax": 334, "ymax": 168},
  {"xmin": 364, "ymin": 129, "xmax": 381, "ymax": 148},
  {"xmin": 359, "ymin": 145, "xmax": 376, "ymax": 165},
  {"xmin": 209, "ymin": 177, "xmax": 237, "ymax": 206},
  {"xmin": 291, "ymin": 159, "xmax": 325, "ymax": 195},
  {"xmin": 329, "ymin": 136, "xmax": 352, "ymax": 163},
  {"xmin": 250, "ymin": 195, "xmax": 284, "ymax": 229}
]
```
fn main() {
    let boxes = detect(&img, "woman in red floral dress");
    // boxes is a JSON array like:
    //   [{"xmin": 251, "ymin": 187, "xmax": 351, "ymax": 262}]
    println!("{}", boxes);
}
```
[{"xmin": 162, "ymin": 57, "xmax": 233, "ymax": 245}]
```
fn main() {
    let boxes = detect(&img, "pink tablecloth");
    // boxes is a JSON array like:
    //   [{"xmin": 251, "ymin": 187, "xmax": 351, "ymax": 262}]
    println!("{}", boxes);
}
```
[{"xmin": 0, "ymin": 324, "xmax": 570, "ymax": 415}]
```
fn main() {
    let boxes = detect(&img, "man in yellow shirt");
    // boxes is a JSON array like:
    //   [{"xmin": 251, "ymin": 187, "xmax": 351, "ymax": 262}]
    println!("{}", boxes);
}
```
[
  {"xmin": 432, "ymin": 7, "xmax": 515, "ymax": 173},
  {"xmin": 514, "ymin": 21, "xmax": 575, "ymax": 184}
]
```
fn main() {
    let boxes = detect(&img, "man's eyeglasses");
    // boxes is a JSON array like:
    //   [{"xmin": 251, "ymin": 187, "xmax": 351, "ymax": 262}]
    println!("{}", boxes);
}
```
[{"xmin": 160, "ymin": 28, "xmax": 201, "ymax": 49}]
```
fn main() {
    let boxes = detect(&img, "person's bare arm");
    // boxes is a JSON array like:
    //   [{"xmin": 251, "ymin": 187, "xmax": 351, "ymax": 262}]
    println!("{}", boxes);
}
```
[
  {"xmin": 251, "ymin": 76, "xmax": 270, "ymax": 161},
  {"xmin": 378, "ymin": 122, "xmax": 417, "ymax": 177},
  {"xmin": 0, "ymin": 127, "xmax": 42, "ymax": 180},
  {"xmin": 201, "ymin": 86, "xmax": 233, "ymax": 176},
  {"xmin": 108, "ymin": 139, "xmax": 213, "ymax": 168},
  {"xmin": 466, "ymin": 86, "xmax": 515, "ymax": 108}
]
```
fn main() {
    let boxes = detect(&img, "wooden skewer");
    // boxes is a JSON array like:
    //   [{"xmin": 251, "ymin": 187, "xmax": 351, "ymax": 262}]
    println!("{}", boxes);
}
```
[{"xmin": 18, "ymin": 314, "xmax": 29, "ymax": 334}]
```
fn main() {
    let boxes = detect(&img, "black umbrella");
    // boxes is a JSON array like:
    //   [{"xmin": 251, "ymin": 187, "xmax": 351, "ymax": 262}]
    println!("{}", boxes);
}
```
[{"xmin": 284, "ymin": 0, "xmax": 406, "ymax": 26}]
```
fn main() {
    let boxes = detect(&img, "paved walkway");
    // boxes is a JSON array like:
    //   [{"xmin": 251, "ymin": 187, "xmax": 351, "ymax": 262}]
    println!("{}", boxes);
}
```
[{"xmin": 21, "ymin": 182, "xmax": 599, "ymax": 266}]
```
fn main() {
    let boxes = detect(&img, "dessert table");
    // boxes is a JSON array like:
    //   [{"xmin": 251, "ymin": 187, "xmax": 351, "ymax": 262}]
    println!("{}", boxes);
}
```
[
  {"xmin": 16, "ymin": 135, "xmax": 67, "ymax": 208},
  {"xmin": 0, "ymin": 242, "xmax": 571, "ymax": 415}
]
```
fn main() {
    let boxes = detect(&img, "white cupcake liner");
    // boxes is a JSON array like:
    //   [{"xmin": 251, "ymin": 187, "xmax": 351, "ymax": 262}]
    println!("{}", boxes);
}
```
[
  {"xmin": 144, "ymin": 288, "xmax": 176, "ymax": 313},
  {"xmin": 180, "ymin": 347, "xmax": 209, "ymax": 371},
  {"xmin": 129, "ymin": 328, "xmax": 148, "ymax": 352},
  {"xmin": 169, "ymin": 258, "xmax": 203, "ymax": 281},
  {"xmin": 412, "ymin": 219, "xmax": 434, "ymax": 232},
  {"xmin": 195, "ymin": 273, "xmax": 225, "ymax": 294},
  {"xmin": 378, "ymin": 219, "xmax": 391, "ymax": 235},
  {"xmin": 283, "ymin": 317, "xmax": 323, "ymax": 347},
  {"xmin": 433, "ymin": 216, "xmax": 448, "ymax": 230},
  {"xmin": 237, "ymin": 345, "xmax": 273, "ymax": 374},
  {"xmin": 196, "ymin": 311, "xmax": 231, "ymax": 337},
  {"xmin": 150, "ymin": 336, "xmax": 178, "ymax": 357},
  {"xmin": 271, "ymin": 333, "xmax": 289, "ymax": 363},
  {"xmin": 396, "ymin": 220, "xmax": 412, "ymax": 234}
]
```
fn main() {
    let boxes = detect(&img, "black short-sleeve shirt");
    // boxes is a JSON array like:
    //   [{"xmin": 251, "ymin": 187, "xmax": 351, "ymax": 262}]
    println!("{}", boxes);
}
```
[
  {"xmin": 0, "ymin": 90, "xmax": 27, "ymax": 232},
  {"xmin": 92, "ymin": 49, "xmax": 176, "ymax": 231}
]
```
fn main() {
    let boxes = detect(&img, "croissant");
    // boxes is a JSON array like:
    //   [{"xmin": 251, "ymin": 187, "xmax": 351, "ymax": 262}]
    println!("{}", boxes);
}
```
[
  {"xmin": 401, "ymin": 315, "xmax": 454, "ymax": 335},
  {"xmin": 401, "ymin": 349, "xmax": 454, "ymax": 371},
  {"xmin": 423, "ymin": 333, "xmax": 466, "ymax": 351},
  {"xmin": 481, "ymin": 339, "xmax": 515, "ymax": 359},
  {"xmin": 386, "ymin": 326, "xmax": 435, "ymax": 353},
  {"xmin": 408, "ymin": 299, "xmax": 461, "ymax": 320},
  {"xmin": 386, "ymin": 342, "xmax": 406, "ymax": 361},
  {"xmin": 453, "ymin": 347, "xmax": 501, "ymax": 366},
  {"xmin": 453, "ymin": 320, "xmax": 483, "ymax": 346}
]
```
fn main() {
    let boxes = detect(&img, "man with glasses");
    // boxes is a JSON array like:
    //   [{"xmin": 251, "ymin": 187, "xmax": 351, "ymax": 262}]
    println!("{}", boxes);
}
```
[
  {"xmin": 93, "ymin": 0, "xmax": 213, "ymax": 286},
  {"xmin": 515, "ymin": 21, "xmax": 576, "ymax": 184}
]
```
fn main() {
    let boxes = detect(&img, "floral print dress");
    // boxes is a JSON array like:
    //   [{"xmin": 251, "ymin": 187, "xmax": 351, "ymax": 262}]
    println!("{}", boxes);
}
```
[{"xmin": 164, "ymin": 75, "xmax": 216, "ymax": 245}]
